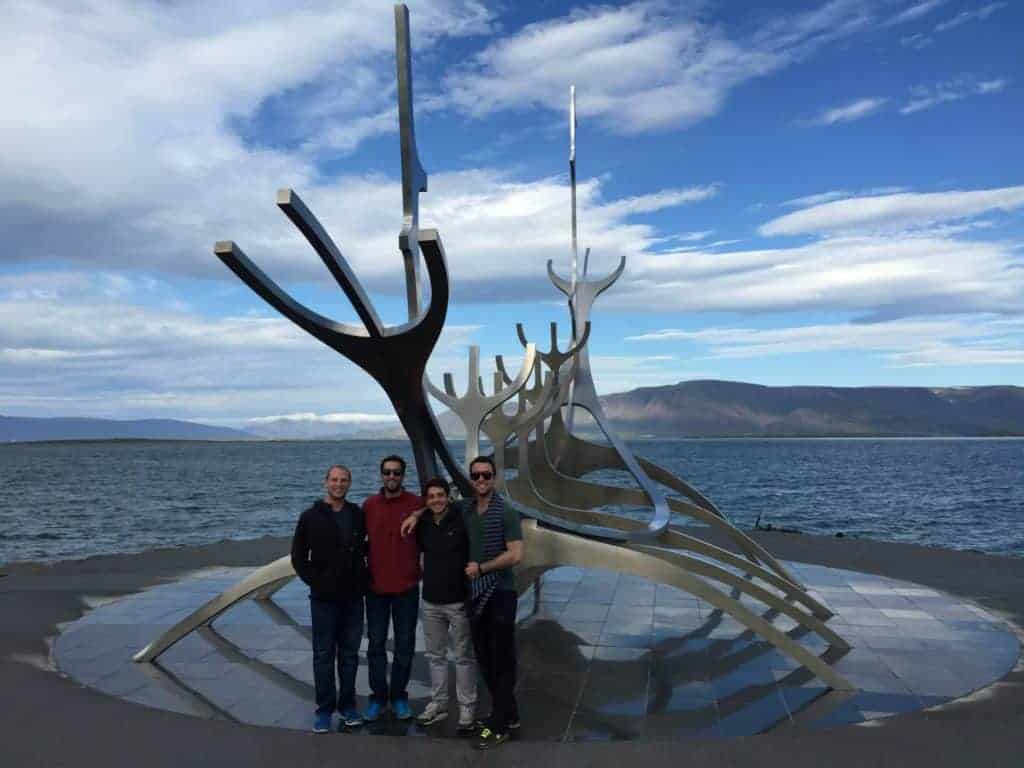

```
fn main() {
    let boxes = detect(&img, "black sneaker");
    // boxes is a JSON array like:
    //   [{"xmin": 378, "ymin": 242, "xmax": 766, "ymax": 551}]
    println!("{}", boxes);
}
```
[
  {"xmin": 473, "ymin": 716, "xmax": 519, "ymax": 731},
  {"xmin": 474, "ymin": 727, "xmax": 509, "ymax": 750}
]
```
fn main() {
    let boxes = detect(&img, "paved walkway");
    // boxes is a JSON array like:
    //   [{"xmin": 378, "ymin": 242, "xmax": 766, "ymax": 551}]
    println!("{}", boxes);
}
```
[{"xmin": 3, "ymin": 529, "xmax": 1023, "ymax": 767}]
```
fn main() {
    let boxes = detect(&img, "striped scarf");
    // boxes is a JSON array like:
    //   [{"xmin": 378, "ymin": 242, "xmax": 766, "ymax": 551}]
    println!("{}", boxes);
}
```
[{"xmin": 468, "ymin": 493, "xmax": 506, "ymax": 616}]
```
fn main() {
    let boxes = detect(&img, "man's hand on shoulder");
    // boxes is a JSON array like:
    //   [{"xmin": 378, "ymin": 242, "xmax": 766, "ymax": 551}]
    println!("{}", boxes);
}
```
[{"xmin": 399, "ymin": 507, "xmax": 426, "ymax": 538}]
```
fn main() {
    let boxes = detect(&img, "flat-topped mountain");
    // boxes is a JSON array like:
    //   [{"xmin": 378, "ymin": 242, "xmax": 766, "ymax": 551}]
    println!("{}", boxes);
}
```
[
  {"xmin": 591, "ymin": 381, "xmax": 1024, "ymax": 437},
  {"xmin": 0, "ymin": 416, "xmax": 253, "ymax": 442}
]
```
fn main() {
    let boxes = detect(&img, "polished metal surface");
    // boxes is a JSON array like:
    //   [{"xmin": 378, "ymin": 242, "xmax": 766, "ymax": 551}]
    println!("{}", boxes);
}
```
[
  {"xmin": 425, "ymin": 342, "xmax": 536, "ymax": 470},
  {"xmin": 437, "ymin": 323, "xmax": 845, "ymax": 682},
  {"xmin": 215, "ymin": 227, "xmax": 466, "ymax": 495},
  {"xmin": 395, "ymin": 3, "xmax": 427, "ymax": 319},
  {"xmin": 519, "ymin": 410, "xmax": 800, "ymax": 586},
  {"xmin": 566, "ymin": 85, "xmax": 580, "ymax": 430},
  {"xmin": 520, "ymin": 522, "xmax": 854, "ymax": 691},
  {"xmin": 134, "ymin": 555, "xmax": 294, "ymax": 662},
  {"xmin": 543, "ymin": 256, "xmax": 671, "ymax": 540}
]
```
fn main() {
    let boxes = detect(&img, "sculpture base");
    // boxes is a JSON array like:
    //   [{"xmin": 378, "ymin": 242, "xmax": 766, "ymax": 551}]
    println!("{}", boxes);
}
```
[{"xmin": 54, "ymin": 560, "xmax": 1018, "ymax": 740}]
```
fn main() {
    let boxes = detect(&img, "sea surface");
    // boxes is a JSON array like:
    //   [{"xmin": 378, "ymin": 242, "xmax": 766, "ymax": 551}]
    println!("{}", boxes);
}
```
[{"xmin": 1, "ymin": 438, "xmax": 1022, "ymax": 567}]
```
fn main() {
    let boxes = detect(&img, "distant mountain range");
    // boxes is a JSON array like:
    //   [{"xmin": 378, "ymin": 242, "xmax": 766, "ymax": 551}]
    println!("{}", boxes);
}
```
[
  {"xmin": 0, "ymin": 416, "xmax": 253, "ymax": 442},
  {"xmin": 243, "ymin": 417, "xmax": 397, "ymax": 441},
  {"xmin": 4, "ymin": 381, "xmax": 1023, "ymax": 442},
  {"xmin": 592, "ymin": 381, "xmax": 1024, "ymax": 437}
]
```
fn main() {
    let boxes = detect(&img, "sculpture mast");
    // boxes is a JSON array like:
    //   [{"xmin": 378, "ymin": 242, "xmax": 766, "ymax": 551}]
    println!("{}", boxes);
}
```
[
  {"xmin": 395, "ymin": 4, "xmax": 428, "ymax": 319},
  {"xmin": 566, "ymin": 85, "xmax": 579, "ymax": 433}
]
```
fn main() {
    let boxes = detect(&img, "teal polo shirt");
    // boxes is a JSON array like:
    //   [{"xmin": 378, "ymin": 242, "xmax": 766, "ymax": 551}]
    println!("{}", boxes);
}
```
[{"xmin": 458, "ymin": 495, "xmax": 522, "ymax": 592}]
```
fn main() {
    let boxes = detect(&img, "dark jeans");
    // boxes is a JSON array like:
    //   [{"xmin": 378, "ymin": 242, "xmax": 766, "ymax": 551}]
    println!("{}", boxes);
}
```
[
  {"xmin": 310, "ymin": 595, "xmax": 364, "ymax": 715},
  {"xmin": 365, "ymin": 585, "xmax": 419, "ymax": 704},
  {"xmin": 470, "ymin": 589, "xmax": 519, "ymax": 732}
]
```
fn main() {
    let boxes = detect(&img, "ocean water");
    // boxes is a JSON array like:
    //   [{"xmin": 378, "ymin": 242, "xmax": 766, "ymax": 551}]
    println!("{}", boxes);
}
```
[{"xmin": 1, "ymin": 438, "xmax": 1022, "ymax": 566}]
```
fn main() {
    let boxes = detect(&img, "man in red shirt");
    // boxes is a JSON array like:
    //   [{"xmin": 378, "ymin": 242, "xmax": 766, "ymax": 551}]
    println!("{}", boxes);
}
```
[{"xmin": 362, "ymin": 454, "xmax": 423, "ymax": 721}]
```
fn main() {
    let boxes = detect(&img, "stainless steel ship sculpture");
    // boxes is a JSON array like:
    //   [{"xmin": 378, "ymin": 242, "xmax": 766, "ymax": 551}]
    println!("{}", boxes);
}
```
[{"xmin": 135, "ymin": 4, "xmax": 852, "ymax": 695}]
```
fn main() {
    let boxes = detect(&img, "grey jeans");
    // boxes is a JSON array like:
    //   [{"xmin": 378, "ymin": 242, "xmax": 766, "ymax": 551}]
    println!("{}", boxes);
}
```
[{"xmin": 420, "ymin": 599, "xmax": 477, "ymax": 714}]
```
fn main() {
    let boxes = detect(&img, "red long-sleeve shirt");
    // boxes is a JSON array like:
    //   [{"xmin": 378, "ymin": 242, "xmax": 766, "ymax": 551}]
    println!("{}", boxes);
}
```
[{"xmin": 362, "ymin": 489, "xmax": 422, "ymax": 594}]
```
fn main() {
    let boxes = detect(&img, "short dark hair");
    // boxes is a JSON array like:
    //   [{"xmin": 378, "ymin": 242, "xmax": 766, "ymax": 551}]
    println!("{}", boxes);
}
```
[
  {"xmin": 324, "ymin": 464, "xmax": 351, "ymax": 480},
  {"xmin": 379, "ymin": 454, "xmax": 406, "ymax": 474},
  {"xmin": 423, "ymin": 477, "xmax": 450, "ymax": 496},
  {"xmin": 468, "ymin": 455, "xmax": 495, "ymax": 473}
]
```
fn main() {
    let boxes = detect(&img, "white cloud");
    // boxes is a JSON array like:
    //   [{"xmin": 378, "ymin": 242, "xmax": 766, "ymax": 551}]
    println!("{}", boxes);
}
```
[
  {"xmin": 0, "ymin": 0, "xmax": 494, "ymax": 276},
  {"xmin": 0, "ymin": 0, "xmax": 719, "ymax": 303},
  {"xmin": 900, "ymin": 32, "xmax": 933, "ymax": 49},
  {"xmin": 760, "ymin": 186, "xmax": 1024, "ymax": 236},
  {"xmin": 587, "ymin": 354, "xmax": 705, "ymax": 395},
  {"xmin": 782, "ymin": 190, "xmax": 851, "ymax": 208},
  {"xmin": 900, "ymin": 76, "xmax": 1008, "ymax": 115},
  {"xmin": 884, "ymin": 0, "xmax": 951, "ymax": 26},
  {"xmin": 677, "ymin": 231, "xmax": 715, "ymax": 242},
  {"xmin": 934, "ymin": 2, "xmax": 1007, "ymax": 32},
  {"xmin": 808, "ymin": 97, "xmax": 888, "ymax": 125},
  {"xmin": 442, "ymin": 0, "xmax": 875, "ymax": 134},
  {"xmin": 597, "ymin": 186, "xmax": 719, "ymax": 217},
  {"xmin": 247, "ymin": 412, "xmax": 398, "ymax": 424},
  {"xmin": 0, "ymin": 270, "xmax": 484, "ymax": 419},
  {"xmin": 782, "ymin": 187, "xmax": 908, "ymax": 208},
  {"xmin": 604, "ymin": 229, "xmax": 1024, "ymax": 315},
  {"xmin": 1, "ymin": 151, "xmax": 714, "ymax": 307},
  {"xmin": 625, "ymin": 316, "xmax": 1024, "ymax": 367}
]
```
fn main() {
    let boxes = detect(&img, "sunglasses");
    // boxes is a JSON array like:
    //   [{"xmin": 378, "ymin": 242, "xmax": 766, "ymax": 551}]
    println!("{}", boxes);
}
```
[
  {"xmin": 381, "ymin": 469, "xmax": 404, "ymax": 477},
  {"xmin": 470, "ymin": 471, "xmax": 494, "ymax": 481}
]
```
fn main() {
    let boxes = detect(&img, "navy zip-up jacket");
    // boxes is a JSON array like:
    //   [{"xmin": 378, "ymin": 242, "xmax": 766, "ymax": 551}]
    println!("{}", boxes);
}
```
[{"xmin": 290, "ymin": 499, "xmax": 368, "ymax": 601}]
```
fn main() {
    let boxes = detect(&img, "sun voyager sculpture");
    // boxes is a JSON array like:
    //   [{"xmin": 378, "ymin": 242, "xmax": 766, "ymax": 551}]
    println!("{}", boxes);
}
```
[{"xmin": 135, "ymin": 4, "xmax": 853, "ymax": 697}]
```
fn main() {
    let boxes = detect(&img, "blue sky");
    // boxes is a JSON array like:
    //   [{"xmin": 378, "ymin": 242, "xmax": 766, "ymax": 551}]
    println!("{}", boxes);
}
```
[{"xmin": 1, "ymin": 0, "xmax": 1022, "ymax": 428}]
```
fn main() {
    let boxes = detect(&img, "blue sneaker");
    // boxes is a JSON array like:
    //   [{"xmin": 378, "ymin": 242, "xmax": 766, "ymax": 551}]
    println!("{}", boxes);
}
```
[
  {"xmin": 313, "ymin": 712, "xmax": 331, "ymax": 733},
  {"xmin": 339, "ymin": 708, "xmax": 364, "ymax": 728},
  {"xmin": 364, "ymin": 699, "xmax": 386, "ymax": 722},
  {"xmin": 393, "ymin": 699, "xmax": 412, "ymax": 720}
]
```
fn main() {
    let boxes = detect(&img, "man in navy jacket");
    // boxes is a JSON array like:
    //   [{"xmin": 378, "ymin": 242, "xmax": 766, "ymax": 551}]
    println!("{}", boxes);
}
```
[{"xmin": 291, "ymin": 464, "xmax": 368, "ymax": 733}]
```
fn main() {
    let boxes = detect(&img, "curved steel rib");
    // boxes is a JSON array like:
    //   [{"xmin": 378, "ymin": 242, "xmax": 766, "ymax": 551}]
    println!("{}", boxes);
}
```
[
  {"xmin": 514, "ymin": 321, "xmax": 591, "ymax": 375},
  {"xmin": 134, "ymin": 556, "xmax": 294, "ymax": 663},
  {"xmin": 217, "ymin": 224, "xmax": 467, "ymax": 495},
  {"xmin": 276, "ymin": 189, "xmax": 384, "ymax": 336},
  {"xmin": 542, "ymin": 409, "xmax": 724, "ymax": 518},
  {"xmin": 426, "ymin": 343, "xmax": 536, "ymax": 469},
  {"xmin": 536, "ymin": 258, "xmax": 671, "ymax": 539},
  {"xmin": 484, "ymin": 373, "xmax": 556, "ymax": 484},
  {"xmin": 520, "ymin": 411, "xmax": 800, "ymax": 586},
  {"xmin": 520, "ymin": 521, "xmax": 854, "ymax": 691}
]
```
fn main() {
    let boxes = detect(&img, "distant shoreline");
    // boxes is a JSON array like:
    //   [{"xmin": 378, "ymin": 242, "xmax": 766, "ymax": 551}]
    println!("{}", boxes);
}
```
[{"xmin": 4, "ymin": 433, "xmax": 1024, "ymax": 446}]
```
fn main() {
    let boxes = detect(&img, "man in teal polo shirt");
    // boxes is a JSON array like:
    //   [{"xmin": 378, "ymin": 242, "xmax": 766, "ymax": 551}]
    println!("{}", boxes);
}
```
[{"xmin": 460, "ymin": 455, "xmax": 523, "ymax": 750}]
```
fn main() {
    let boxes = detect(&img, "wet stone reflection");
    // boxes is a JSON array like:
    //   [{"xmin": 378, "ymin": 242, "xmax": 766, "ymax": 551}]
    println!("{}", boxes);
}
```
[{"xmin": 54, "ymin": 562, "xmax": 1019, "ymax": 741}]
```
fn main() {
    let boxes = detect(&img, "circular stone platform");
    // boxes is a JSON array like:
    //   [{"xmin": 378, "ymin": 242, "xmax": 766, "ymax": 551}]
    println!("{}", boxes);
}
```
[{"xmin": 53, "ymin": 561, "xmax": 1019, "ymax": 741}]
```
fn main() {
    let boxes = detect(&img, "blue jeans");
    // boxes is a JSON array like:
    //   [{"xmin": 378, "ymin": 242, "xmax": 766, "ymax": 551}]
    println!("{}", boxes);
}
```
[
  {"xmin": 310, "ymin": 596, "xmax": 364, "ymax": 715},
  {"xmin": 365, "ymin": 585, "xmax": 419, "ymax": 704}
]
